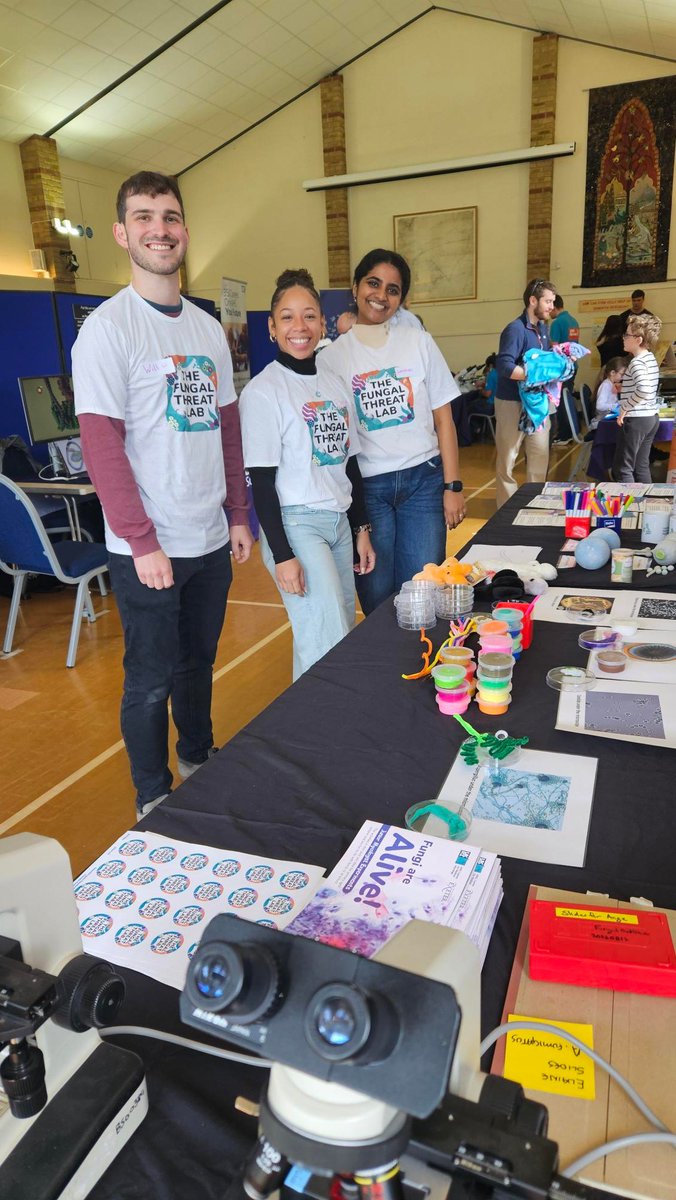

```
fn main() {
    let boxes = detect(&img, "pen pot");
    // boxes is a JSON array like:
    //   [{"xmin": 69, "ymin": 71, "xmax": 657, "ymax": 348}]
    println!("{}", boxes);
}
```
[
  {"xmin": 565, "ymin": 514, "xmax": 591, "ymax": 539},
  {"xmin": 595, "ymin": 516, "xmax": 622, "ymax": 534}
]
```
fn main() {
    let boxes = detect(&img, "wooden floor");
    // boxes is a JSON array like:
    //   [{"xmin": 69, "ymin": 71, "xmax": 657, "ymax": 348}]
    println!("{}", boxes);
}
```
[{"xmin": 0, "ymin": 440, "xmax": 580, "ymax": 878}]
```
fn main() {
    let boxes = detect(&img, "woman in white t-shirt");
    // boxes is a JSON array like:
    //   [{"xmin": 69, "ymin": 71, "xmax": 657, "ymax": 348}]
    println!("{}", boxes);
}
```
[
  {"xmin": 239, "ymin": 269, "xmax": 375, "ymax": 679},
  {"xmin": 319, "ymin": 249, "xmax": 465, "ymax": 615}
]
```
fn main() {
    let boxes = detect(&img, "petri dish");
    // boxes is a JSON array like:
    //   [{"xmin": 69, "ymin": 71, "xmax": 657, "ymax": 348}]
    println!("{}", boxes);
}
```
[
  {"xmin": 546, "ymin": 666, "xmax": 596, "ymax": 692},
  {"xmin": 578, "ymin": 628, "xmax": 619, "ymax": 651}
]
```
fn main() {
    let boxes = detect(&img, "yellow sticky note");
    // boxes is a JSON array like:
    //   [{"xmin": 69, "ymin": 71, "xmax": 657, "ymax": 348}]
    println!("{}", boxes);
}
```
[{"xmin": 503, "ymin": 1014, "xmax": 595, "ymax": 1101}]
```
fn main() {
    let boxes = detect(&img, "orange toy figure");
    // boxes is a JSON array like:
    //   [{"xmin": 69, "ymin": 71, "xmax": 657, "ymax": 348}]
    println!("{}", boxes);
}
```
[{"xmin": 413, "ymin": 556, "xmax": 474, "ymax": 586}]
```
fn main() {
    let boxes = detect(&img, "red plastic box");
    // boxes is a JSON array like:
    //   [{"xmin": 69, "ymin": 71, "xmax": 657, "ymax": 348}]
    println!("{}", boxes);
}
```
[{"xmin": 529, "ymin": 899, "xmax": 676, "ymax": 996}]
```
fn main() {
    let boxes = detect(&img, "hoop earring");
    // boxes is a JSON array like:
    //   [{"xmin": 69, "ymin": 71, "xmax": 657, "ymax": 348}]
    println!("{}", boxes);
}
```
[{"xmin": 269, "ymin": 333, "xmax": 276, "ymax": 342}]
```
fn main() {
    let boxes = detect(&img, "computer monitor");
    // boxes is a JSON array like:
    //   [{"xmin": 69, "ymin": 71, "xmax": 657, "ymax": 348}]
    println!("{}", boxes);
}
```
[
  {"xmin": 17, "ymin": 375, "xmax": 85, "ymax": 477},
  {"xmin": 18, "ymin": 375, "xmax": 80, "ymax": 445}
]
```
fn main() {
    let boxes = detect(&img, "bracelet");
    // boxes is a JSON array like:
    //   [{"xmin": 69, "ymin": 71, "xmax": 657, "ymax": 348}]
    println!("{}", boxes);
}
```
[{"xmin": 352, "ymin": 523, "xmax": 372, "ymax": 535}]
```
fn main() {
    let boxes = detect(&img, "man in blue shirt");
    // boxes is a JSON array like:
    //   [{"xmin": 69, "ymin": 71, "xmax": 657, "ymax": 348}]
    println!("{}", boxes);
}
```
[
  {"xmin": 550, "ymin": 296, "xmax": 580, "ymax": 345},
  {"xmin": 495, "ymin": 278, "xmax": 556, "ymax": 508}
]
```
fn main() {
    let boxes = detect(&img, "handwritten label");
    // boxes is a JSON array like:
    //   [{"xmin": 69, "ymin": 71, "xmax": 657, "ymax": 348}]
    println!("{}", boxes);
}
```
[
  {"xmin": 504, "ymin": 1014, "xmax": 595, "ymax": 1100},
  {"xmin": 555, "ymin": 907, "xmax": 638, "ymax": 925},
  {"xmin": 142, "ymin": 357, "xmax": 175, "ymax": 376}
]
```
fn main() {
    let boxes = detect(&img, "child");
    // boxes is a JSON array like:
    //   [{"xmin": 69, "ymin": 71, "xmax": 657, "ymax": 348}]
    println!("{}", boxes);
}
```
[
  {"xmin": 591, "ymin": 356, "xmax": 629, "ymax": 429},
  {"xmin": 613, "ymin": 314, "xmax": 662, "ymax": 484}
]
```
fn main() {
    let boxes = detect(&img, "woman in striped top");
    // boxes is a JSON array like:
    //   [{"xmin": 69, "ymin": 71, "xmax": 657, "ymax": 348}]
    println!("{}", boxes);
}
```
[{"xmin": 613, "ymin": 313, "xmax": 662, "ymax": 484}]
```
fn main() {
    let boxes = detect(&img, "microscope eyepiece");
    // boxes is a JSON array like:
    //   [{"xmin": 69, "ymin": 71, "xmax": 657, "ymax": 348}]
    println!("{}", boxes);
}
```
[
  {"xmin": 186, "ymin": 939, "xmax": 280, "ymax": 1023},
  {"xmin": 306, "ymin": 985, "xmax": 371, "ymax": 1060}
]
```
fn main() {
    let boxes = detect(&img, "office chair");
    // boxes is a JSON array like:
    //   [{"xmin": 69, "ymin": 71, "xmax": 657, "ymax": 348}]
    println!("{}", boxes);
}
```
[
  {"xmin": 469, "ymin": 412, "xmax": 496, "ymax": 443},
  {"xmin": 560, "ymin": 389, "xmax": 592, "ymax": 481},
  {"xmin": 0, "ymin": 475, "xmax": 109, "ymax": 668}
]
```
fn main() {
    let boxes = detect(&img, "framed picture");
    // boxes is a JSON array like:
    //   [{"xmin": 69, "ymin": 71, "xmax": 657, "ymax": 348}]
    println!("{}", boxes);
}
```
[{"xmin": 393, "ymin": 206, "xmax": 477, "ymax": 303}]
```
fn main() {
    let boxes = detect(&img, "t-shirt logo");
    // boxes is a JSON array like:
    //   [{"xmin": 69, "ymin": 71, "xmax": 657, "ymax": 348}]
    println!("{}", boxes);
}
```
[
  {"xmin": 352, "ymin": 367, "xmax": 414, "ymax": 431},
  {"xmin": 302, "ymin": 400, "xmax": 349, "ymax": 465},
  {"xmin": 166, "ymin": 355, "xmax": 219, "ymax": 431}
]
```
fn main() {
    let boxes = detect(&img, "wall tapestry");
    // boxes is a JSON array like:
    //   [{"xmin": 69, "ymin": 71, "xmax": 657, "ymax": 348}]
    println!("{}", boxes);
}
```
[{"xmin": 581, "ymin": 75, "xmax": 676, "ymax": 288}]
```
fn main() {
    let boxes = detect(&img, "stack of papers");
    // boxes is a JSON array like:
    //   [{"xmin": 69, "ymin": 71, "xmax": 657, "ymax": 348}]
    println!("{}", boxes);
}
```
[{"xmin": 286, "ymin": 821, "xmax": 503, "ymax": 966}]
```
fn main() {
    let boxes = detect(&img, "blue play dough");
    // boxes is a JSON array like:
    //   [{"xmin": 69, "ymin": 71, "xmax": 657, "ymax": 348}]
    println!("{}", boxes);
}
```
[
  {"xmin": 575, "ymin": 536, "xmax": 611, "ymax": 570},
  {"xmin": 589, "ymin": 526, "xmax": 621, "ymax": 550}
]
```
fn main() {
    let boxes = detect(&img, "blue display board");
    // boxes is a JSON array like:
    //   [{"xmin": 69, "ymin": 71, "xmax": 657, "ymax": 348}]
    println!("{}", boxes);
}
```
[{"xmin": 0, "ymin": 292, "xmax": 62, "ymax": 456}]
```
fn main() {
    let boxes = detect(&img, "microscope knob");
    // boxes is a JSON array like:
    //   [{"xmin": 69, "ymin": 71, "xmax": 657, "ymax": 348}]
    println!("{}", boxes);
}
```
[
  {"xmin": 53, "ymin": 956, "xmax": 126, "ymax": 1033},
  {"xmin": 0, "ymin": 1041, "xmax": 48, "ymax": 1119}
]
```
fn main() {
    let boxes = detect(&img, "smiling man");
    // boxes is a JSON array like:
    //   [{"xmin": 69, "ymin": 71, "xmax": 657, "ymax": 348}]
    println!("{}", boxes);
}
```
[{"xmin": 73, "ymin": 171, "xmax": 252, "ymax": 819}]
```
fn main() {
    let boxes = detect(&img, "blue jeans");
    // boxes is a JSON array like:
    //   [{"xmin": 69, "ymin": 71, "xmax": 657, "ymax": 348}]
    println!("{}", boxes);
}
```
[
  {"xmin": 109, "ymin": 545, "xmax": 232, "ymax": 808},
  {"xmin": 357, "ymin": 456, "xmax": 446, "ymax": 615},
  {"xmin": 260, "ymin": 507, "xmax": 355, "ymax": 680}
]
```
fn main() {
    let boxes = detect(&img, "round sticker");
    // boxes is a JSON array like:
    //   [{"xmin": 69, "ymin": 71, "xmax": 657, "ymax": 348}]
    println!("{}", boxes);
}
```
[
  {"xmin": 139, "ymin": 897, "xmax": 171, "ymax": 919},
  {"xmin": 105, "ymin": 888, "xmax": 136, "ymax": 910},
  {"xmin": 97, "ymin": 860, "xmax": 125, "ymax": 879},
  {"xmin": 245, "ymin": 864, "xmax": 274, "ymax": 883},
  {"xmin": 128, "ymin": 867, "xmax": 158, "ymax": 886},
  {"xmin": 119, "ymin": 838, "xmax": 147, "ymax": 856},
  {"xmin": 227, "ymin": 887, "xmax": 258, "ymax": 909},
  {"xmin": 74, "ymin": 881, "xmax": 104, "ymax": 901},
  {"xmin": 280, "ymin": 870, "xmax": 310, "ymax": 891},
  {"xmin": 151, "ymin": 931, "xmax": 184, "ymax": 954},
  {"xmin": 213, "ymin": 859, "xmax": 241, "ymax": 878},
  {"xmin": 180, "ymin": 853, "xmax": 209, "ymax": 871},
  {"xmin": 160, "ymin": 874, "xmax": 190, "ymax": 895},
  {"xmin": 149, "ymin": 846, "xmax": 178, "ymax": 864},
  {"xmin": 263, "ymin": 894, "xmax": 294, "ymax": 916},
  {"xmin": 256, "ymin": 919, "xmax": 277, "ymax": 928},
  {"xmin": 115, "ymin": 923, "xmax": 148, "ymax": 947},
  {"xmin": 81, "ymin": 913, "xmax": 113, "ymax": 937},
  {"xmin": 193, "ymin": 882, "xmax": 223, "ymax": 901},
  {"xmin": 174, "ymin": 905, "xmax": 205, "ymax": 927}
]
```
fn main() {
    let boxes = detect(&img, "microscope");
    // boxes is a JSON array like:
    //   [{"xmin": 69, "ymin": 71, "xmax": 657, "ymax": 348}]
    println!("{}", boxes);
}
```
[
  {"xmin": 182, "ymin": 914, "xmax": 630, "ymax": 1200},
  {"xmin": 0, "ymin": 833, "xmax": 147, "ymax": 1200}
]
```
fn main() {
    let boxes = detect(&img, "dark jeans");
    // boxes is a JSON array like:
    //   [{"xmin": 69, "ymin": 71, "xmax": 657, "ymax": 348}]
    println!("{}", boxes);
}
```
[
  {"xmin": 356, "ymin": 456, "xmax": 446, "ymax": 616},
  {"xmin": 109, "ymin": 545, "xmax": 232, "ymax": 807},
  {"xmin": 612, "ymin": 415, "xmax": 660, "ymax": 484}
]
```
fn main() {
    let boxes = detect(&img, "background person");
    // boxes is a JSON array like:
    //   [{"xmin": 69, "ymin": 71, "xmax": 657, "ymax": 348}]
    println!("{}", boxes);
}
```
[
  {"xmin": 592, "ymin": 356, "xmax": 629, "ymax": 426},
  {"xmin": 73, "ymin": 171, "xmax": 252, "ymax": 820},
  {"xmin": 549, "ymin": 295, "xmax": 580, "ymax": 344},
  {"xmin": 240, "ymin": 269, "xmax": 375, "ymax": 679},
  {"xmin": 320, "ymin": 248, "xmax": 464, "ymax": 615},
  {"xmin": 494, "ymin": 278, "xmax": 556, "ymax": 508},
  {"xmin": 596, "ymin": 314, "xmax": 626, "ymax": 366},
  {"xmin": 619, "ymin": 289, "xmax": 653, "ymax": 328},
  {"xmin": 613, "ymin": 313, "xmax": 662, "ymax": 484}
]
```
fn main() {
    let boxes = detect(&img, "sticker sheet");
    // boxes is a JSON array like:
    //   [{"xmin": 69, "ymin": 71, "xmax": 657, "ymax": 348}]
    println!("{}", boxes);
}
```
[{"xmin": 74, "ymin": 831, "xmax": 324, "ymax": 991}]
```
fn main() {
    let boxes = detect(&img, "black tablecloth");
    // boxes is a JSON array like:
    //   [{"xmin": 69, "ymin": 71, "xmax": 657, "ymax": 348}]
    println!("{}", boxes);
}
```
[{"xmin": 91, "ymin": 485, "xmax": 676, "ymax": 1200}]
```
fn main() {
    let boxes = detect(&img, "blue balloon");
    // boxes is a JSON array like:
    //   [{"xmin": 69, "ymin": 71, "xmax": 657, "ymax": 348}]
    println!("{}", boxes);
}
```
[
  {"xmin": 575, "ymin": 536, "xmax": 611, "ymax": 570},
  {"xmin": 589, "ymin": 526, "xmax": 621, "ymax": 550}
]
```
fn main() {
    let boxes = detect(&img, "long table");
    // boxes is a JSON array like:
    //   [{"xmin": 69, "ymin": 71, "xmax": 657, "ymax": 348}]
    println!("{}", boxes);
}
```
[{"xmin": 90, "ymin": 484, "xmax": 676, "ymax": 1199}]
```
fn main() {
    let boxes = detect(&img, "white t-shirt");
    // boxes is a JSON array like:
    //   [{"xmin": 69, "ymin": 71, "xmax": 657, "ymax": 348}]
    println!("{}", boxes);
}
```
[
  {"xmin": 239, "ymin": 360, "xmax": 359, "ymax": 512},
  {"xmin": 595, "ymin": 378, "xmax": 619, "ymax": 417},
  {"xmin": 318, "ymin": 324, "xmax": 459, "ymax": 477},
  {"xmin": 73, "ymin": 286, "xmax": 236, "ymax": 557}
]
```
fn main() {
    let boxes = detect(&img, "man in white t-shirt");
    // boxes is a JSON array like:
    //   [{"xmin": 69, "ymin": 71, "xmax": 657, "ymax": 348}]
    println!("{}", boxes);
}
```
[{"xmin": 73, "ymin": 171, "xmax": 252, "ymax": 819}]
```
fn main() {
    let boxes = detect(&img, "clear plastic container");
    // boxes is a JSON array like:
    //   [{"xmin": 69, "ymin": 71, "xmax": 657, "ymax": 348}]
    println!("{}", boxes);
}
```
[
  {"xmin": 577, "ymin": 628, "xmax": 619, "ymax": 651},
  {"xmin": 546, "ymin": 666, "xmax": 596, "ymax": 692},
  {"xmin": 477, "ymin": 651, "xmax": 514, "ymax": 678},
  {"xmin": 431, "ymin": 664, "xmax": 467, "ymax": 690},
  {"xmin": 405, "ymin": 799, "xmax": 472, "ymax": 842},
  {"xmin": 438, "ymin": 645, "xmax": 474, "ymax": 667}
]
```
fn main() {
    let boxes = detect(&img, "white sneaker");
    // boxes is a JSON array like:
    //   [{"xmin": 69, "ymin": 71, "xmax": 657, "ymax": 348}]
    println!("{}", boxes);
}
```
[
  {"xmin": 136, "ymin": 793, "xmax": 169, "ymax": 820},
  {"xmin": 177, "ymin": 746, "xmax": 217, "ymax": 780}
]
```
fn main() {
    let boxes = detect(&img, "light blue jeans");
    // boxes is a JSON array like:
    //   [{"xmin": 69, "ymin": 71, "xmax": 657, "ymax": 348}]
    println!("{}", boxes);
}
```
[{"xmin": 260, "ymin": 506, "xmax": 355, "ymax": 680}]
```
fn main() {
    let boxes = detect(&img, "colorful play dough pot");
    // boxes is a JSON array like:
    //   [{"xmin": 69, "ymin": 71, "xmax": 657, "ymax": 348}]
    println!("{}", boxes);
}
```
[
  {"xmin": 435, "ymin": 684, "xmax": 471, "ymax": 714},
  {"xmin": 438, "ymin": 645, "xmax": 474, "ymax": 666},
  {"xmin": 479, "ymin": 634, "xmax": 513, "ymax": 654},
  {"xmin": 477, "ymin": 652, "xmax": 514, "ymax": 678},
  {"xmin": 479, "ymin": 620, "xmax": 509, "ymax": 638},
  {"xmin": 431, "ymin": 664, "xmax": 466, "ymax": 690}
]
